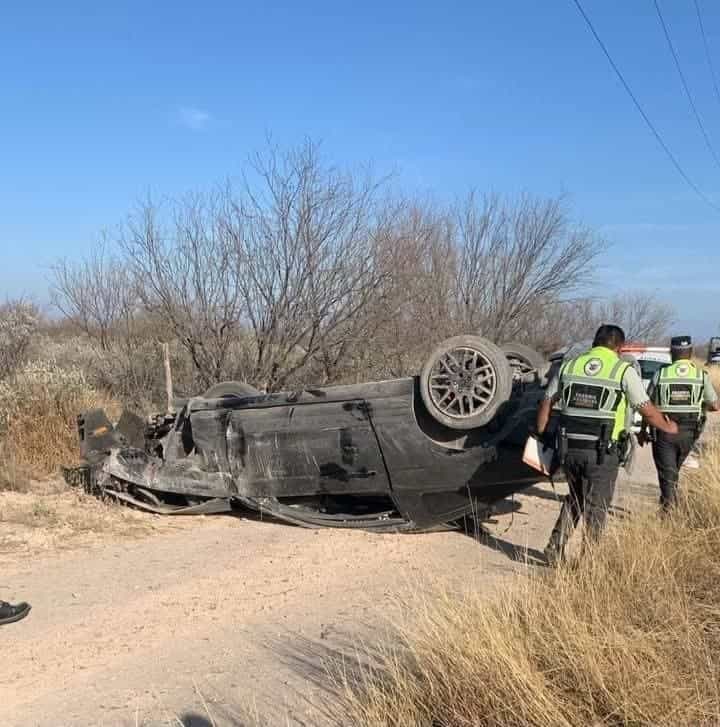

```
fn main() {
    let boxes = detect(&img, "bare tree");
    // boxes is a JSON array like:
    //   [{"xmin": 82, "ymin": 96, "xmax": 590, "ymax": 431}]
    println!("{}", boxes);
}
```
[
  {"xmin": 50, "ymin": 238, "xmax": 135, "ymax": 351},
  {"xmin": 515, "ymin": 292, "xmax": 675, "ymax": 353},
  {"xmin": 519, "ymin": 297, "xmax": 599, "ymax": 353},
  {"xmin": 48, "ymin": 141, "xmax": 617, "ymax": 394},
  {"xmin": 121, "ymin": 192, "xmax": 247, "ymax": 390},
  {"xmin": 227, "ymin": 140, "xmax": 395, "ymax": 390},
  {"xmin": 50, "ymin": 241, "xmax": 172, "ymax": 403},
  {"xmin": 294, "ymin": 192, "xmax": 605, "ymax": 380},
  {"xmin": 453, "ymin": 193, "xmax": 603, "ymax": 341},
  {"xmin": 596, "ymin": 292, "xmax": 675, "ymax": 342},
  {"xmin": 348, "ymin": 203, "xmax": 457, "ymax": 379}
]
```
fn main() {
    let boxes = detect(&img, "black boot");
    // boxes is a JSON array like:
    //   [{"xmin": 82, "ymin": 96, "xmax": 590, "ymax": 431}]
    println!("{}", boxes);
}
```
[
  {"xmin": 543, "ymin": 529, "xmax": 566, "ymax": 566},
  {"xmin": 0, "ymin": 601, "xmax": 31, "ymax": 625},
  {"xmin": 544, "ymin": 501, "xmax": 575, "ymax": 566}
]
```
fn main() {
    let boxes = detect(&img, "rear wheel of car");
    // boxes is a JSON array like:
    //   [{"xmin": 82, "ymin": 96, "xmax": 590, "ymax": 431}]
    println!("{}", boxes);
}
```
[
  {"xmin": 420, "ymin": 335, "xmax": 513, "ymax": 430},
  {"xmin": 203, "ymin": 381, "xmax": 260, "ymax": 398},
  {"xmin": 500, "ymin": 342, "xmax": 546, "ymax": 380}
]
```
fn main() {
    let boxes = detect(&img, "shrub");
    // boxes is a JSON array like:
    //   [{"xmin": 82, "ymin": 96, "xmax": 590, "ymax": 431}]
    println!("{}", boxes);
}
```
[
  {"xmin": 29, "ymin": 332, "xmax": 194, "ymax": 409},
  {"xmin": 341, "ymin": 437, "xmax": 720, "ymax": 726},
  {"xmin": 0, "ymin": 360, "xmax": 116, "ymax": 490},
  {"xmin": 0, "ymin": 299, "xmax": 40, "ymax": 378}
]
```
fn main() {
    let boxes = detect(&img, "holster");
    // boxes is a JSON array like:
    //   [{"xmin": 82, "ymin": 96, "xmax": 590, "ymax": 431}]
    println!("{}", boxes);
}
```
[
  {"xmin": 557, "ymin": 426, "xmax": 568, "ymax": 466},
  {"xmin": 617, "ymin": 432, "xmax": 632, "ymax": 465},
  {"xmin": 596, "ymin": 423, "xmax": 610, "ymax": 465}
]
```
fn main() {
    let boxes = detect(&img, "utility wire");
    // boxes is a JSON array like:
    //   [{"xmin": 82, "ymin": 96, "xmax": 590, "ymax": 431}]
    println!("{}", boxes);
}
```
[
  {"xmin": 570, "ymin": 0, "xmax": 720, "ymax": 213},
  {"xmin": 693, "ymin": 0, "xmax": 720, "ymax": 110},
  {"xmin": 654, "ymin": 0, "xmax": 720, "ymax": 172}
]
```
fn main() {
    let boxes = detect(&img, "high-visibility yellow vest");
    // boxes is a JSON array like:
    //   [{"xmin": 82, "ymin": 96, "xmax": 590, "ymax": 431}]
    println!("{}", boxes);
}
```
[
  {"xmin": 559, "ymin": 346, "xmax": 630, "ymax": 441},
  {"xmin": 653, "ymin": 359, "xmax": 704, "ymax": 419}
]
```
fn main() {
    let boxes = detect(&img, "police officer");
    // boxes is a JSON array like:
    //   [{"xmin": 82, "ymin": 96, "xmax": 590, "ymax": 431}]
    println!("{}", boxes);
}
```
[
  {"xmin": 536, "ymin": 324, "xmax": 678, "ymax": 563},
  {"xmin": 645, "ymin": 335, "xmax": 719, "ymax": 510},
  {"xmin": 0, "ymin": 599, "xmax": 30, "ymax": 625}
]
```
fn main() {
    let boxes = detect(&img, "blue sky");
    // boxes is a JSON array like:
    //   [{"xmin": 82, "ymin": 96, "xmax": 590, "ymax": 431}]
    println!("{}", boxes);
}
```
[{"xmin": 1, "ymin": 0, "xmax": 719, "ymax": 337}]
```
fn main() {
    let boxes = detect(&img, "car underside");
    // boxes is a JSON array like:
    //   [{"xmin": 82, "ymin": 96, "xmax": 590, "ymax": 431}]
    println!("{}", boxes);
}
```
[{"xmin": 64, "ymin": 335, "xmax": 549, "ymax": 531}]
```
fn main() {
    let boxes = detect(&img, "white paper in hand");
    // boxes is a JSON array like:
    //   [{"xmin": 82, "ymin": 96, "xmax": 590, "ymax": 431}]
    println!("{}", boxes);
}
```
[{"xmin": 523, "ymin": 435, "xmax": 554, "ymax": 476}]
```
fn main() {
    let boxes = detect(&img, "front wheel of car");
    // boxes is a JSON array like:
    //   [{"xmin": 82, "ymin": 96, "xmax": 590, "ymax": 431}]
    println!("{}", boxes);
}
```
[{"xmin": 420, "ymin": 335, "xmax": 513, "ymax": 430}]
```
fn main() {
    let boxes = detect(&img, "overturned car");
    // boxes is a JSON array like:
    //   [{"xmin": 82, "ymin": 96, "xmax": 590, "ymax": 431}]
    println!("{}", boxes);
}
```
[{"xmin": 64, "ymin": 335, "xmax": 549, "ymax": 531}]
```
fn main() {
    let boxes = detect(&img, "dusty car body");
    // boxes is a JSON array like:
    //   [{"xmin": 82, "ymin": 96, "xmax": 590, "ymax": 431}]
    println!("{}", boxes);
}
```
[{"xmin": 64, "ymin": 336, "xmax": 547, "ymax": 531}]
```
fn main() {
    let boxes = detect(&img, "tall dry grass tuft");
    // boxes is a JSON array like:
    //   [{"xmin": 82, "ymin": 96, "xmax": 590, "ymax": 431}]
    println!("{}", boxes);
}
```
[
  {"xmin": 0, "ymin": 360, "xmax": 117, "ymax": 490},
  {"xmin": 342, "ymin": 438, "xmax": 720, "ymax": 727}
]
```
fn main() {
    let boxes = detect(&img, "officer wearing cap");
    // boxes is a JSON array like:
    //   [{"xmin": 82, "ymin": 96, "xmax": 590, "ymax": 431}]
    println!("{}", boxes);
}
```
[
  {"xmin": 536, "ymin": 324, "xmax": 679, "ymax": 563},
  {"xmin": 645, "ymin": 335, "xmax": 719, "ymax": 509}
]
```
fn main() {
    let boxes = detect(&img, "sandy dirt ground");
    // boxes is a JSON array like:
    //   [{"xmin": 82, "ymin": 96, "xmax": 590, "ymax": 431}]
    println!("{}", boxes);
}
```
[{"xmin": 0, "ymin": 444, "xmax": 666, "ymax": 727}]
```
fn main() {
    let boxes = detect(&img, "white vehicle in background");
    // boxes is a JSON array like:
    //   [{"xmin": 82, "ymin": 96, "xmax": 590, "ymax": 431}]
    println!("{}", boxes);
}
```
[
  {"xmin": 620, "ymin": 344, "xmax": 672, "ymax": 389},
  {"xmin": 619, "ymin": 344, "xmax": 671, "ymax": 433}
]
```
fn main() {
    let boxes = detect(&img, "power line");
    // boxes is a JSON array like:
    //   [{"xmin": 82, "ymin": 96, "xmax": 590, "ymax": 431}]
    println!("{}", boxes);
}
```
[
  {"xmin": 693, "ymin": 0, "xmax": 720, "ymax": 110},
  {"xmin": 570, "ymin": 0, "xmax": 720, "ymax": 213},
  {"xmin": 654, "ymin": 0, "xmax": 720, "ymax": 172}
]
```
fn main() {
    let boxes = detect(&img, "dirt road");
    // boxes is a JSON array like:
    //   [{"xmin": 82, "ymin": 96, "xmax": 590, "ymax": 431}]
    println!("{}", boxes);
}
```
[{"xmin": 0, "ymin": 449, "xmax": 661, "ymax": 727}]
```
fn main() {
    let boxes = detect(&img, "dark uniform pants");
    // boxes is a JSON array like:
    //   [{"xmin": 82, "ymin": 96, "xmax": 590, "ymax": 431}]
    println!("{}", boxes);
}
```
[
  {"xmin": 652, "ymin": 428, "xmax": 697, "ymax": 510},
  {"xmin": 546, "ymin": 449, "xmax": 620, "ymax": 557}
]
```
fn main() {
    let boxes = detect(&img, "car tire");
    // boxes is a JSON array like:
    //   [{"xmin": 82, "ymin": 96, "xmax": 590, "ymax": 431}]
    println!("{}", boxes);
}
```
[
  {"xmin": 420, "ymin": 335, "xmax": 513, "ymax": 430},
  {"xmin": 500, "ymin": 342, "xmax": 546, "ymax": 379},
  {"xmin": 203, "ymin": 381, "xmax": 260, "ymax": 398}
]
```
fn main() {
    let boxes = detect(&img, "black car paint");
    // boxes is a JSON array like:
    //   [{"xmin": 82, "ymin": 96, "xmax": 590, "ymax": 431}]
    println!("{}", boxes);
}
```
[{"xmin": 72, "ymin": 375, "xmax": 543, "ymax": 530}]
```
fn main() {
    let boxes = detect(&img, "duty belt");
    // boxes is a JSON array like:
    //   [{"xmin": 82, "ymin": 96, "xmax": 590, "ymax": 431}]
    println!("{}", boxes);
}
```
[
  {"xmin": 558, "ymin": 424, "xmax": 614, "ymax": 464},
  {"xmin": 565, "ymin": 439, "xmax": 603, "ymax": 451}
]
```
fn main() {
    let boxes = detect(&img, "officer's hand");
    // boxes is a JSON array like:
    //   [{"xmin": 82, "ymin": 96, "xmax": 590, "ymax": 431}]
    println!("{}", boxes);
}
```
[
  {"xmin": 663, "ymin": 416, "xmax": 679, "ymax": 435},
  {"xmin": 637, "ymin": 430, "xmax": 648, "ymax": 447}
]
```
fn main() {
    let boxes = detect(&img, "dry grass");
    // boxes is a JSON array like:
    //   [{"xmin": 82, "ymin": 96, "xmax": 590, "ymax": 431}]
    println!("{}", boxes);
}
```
[
  {"xmin": 0, "ymin": 360, "xmax": 118, "ymax": 490},
  {"xmin": 341, "ymin": 438, "xmax": 720, "ymax": 726},
  {"xmin": 0, "ymin": 361, "xmax": 159, "ymax": 553},
  {"xmin": 0, "ymin": 483, "xmax": 157, "ymax": 558}
]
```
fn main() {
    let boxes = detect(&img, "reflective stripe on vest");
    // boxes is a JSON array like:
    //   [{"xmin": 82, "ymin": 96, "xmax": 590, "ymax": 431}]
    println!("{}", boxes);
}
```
[
  {"xmin": 559, "ymin": 346, "xmax": 630, "ymax": 441},
  {"xmin": 655, "ymin": 359, "xmax": 704, "ymax": 417}
]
